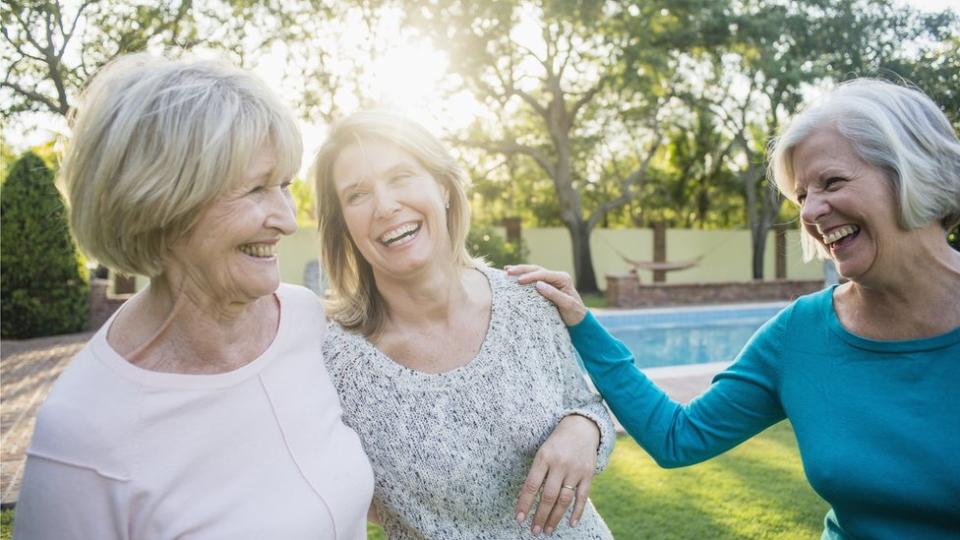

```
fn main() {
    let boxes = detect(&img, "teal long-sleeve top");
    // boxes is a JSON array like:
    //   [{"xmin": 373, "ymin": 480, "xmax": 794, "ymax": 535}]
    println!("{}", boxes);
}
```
[{"xmin": 569, "ymin": 287, "xmax": 960, "ymax": 539}]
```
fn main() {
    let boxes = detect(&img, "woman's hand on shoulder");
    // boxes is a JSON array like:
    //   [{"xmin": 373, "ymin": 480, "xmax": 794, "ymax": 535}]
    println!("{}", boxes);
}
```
[
  {"xmin": 505, "ymin": 265, "xmax": 587, "ymax": 326},
  {"xmin": 514, "ymin": 414, "xmax": 601, "ymax": 535}
]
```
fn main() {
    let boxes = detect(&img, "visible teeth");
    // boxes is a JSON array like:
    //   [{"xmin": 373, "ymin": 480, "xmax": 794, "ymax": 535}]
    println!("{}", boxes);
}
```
[
  {"xmin": 380, "ymin": 223, "xmax": 419, "ymax": 244},
  {"xmin": 822, "ymin": 225, "xmax": 859, "ymax": 245},
  {"xmin": 239, "ymin": 243, "xmax": 276, "ymax": 258}
]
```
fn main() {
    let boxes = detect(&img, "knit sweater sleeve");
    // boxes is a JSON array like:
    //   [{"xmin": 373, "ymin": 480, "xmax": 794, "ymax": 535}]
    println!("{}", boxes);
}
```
[{"xmin": 568, "ymin": 308, "xmax": 788, "ymax": 468}]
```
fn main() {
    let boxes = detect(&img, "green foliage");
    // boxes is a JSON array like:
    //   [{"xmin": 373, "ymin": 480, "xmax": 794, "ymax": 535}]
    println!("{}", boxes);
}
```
[
  {"xmin": 1, "ymin": 0, "xmax": 255, "ymax": 118},
  {"xmin": 467, "ymin": 224, "xmax": 528, "ymax": 267},
  {"xmin": 0, "ymin": 509, "xmax": 12, "ymax": 540},
  {"xmin": 289, "ymin": 177, "xmax": 317, "ymax": 227},
  {"xmin": 1, "ymin": 151, "xmax": 89, "ymax": 338}
]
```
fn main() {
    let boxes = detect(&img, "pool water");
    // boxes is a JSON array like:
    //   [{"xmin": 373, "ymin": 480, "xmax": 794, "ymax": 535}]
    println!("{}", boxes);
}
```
[{"xmin": 594, "ymin": 303, "xmax": 787, "ymax": 369}]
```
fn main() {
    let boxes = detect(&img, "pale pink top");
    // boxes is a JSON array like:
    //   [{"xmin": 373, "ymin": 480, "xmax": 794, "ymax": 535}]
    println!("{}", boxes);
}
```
[{"xmin": 14, "ymin": 284, "xmax": 373, "ymax": 540}]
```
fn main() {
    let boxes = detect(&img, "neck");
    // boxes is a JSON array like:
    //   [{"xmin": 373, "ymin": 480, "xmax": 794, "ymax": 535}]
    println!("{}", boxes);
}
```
[
  {"xmin": 842, "ymin": 232, "xmax": 960, "ymax": 333},
  {"xmin": 374, "ymin": 262, "xmax": 471, "ymax": 329},
  {"xmin": 112, "ymin": 272, "xmax": 276, "ymax": 372}
]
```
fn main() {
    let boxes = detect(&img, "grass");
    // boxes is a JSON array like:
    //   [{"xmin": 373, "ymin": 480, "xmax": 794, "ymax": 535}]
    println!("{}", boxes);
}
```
[
  {"xmin": 0, "ymin": 423, "xmax": 826, "ymax": 539},
  {"xmin": 582, "ymin": 292, "xmax": 608, "ymax": 309},
  {"xmin": 366, "ymin": 421, "xmax": 826, "ymax": 539},
  {"xmin": 1, "ymin": 509, "xmax": 11, "ymax": 540}
]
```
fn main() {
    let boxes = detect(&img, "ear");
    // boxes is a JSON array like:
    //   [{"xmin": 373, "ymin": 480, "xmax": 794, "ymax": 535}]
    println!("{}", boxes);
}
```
[{"xmin": 441, "ymin": 184, "xmax": 450, "ymax": 209}]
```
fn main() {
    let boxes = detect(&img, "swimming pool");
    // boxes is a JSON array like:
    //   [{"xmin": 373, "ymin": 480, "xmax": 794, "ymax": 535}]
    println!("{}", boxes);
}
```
[{"xmin": 594, "ymin": 302, "xmax": 788, "ymax": 369}]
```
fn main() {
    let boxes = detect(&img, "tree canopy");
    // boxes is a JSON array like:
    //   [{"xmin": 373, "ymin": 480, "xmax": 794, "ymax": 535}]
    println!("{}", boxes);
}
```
[{"xmin": 2, "ymin": 0, "xmax": 957, "ymax": 289}]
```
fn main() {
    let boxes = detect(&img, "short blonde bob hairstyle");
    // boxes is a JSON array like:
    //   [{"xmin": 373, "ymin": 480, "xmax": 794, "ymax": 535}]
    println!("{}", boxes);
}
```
[
  {"xmin": 313, "ymin": 110, "xmax": 475, "ymax": 337},
  {"xmin": 768, "ymin": 78, "xmax": 960, "ymax": 261},
  {"xmin": 61, "ymin": 53, "xmax": 302, "ymax": 277}
]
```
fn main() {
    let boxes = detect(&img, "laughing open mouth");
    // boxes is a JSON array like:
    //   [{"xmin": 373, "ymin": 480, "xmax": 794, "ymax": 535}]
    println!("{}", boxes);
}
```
[
  {"xmin": 380, "ymin": 222, "xmax": 422, "ymax": 246},
  {"xmin": 239, "ymin": 243, "xmax": 277, "ymax": 258},
  {"xmin": 822, "ymin": 225, "xmax": 860, "ymax": 249}
]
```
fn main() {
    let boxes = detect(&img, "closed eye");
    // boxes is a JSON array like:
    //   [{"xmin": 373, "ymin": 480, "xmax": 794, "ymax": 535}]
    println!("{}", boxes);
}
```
[
  {"xmin": 345, "ymin": 190, "xmax": 366, "ymax": 204},
  {"xmin": 391, "ymin": 171, "xmax": 414, "ymax": 182},
  {"xmin": 824, "ymin": 177, "xmax": 845, "ymax": 190}
]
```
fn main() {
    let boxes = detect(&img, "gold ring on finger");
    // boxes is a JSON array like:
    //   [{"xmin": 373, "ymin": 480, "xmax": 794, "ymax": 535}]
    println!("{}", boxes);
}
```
[{"xmin": 561, "ymin": 484, "xmax": 576, "ymax": 490}]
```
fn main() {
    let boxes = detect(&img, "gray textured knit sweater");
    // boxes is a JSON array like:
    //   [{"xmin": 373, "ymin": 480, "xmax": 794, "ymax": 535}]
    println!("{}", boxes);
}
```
[{"xmin": 323, "ymin": 266, "xmax": 615, "ymax": 539}]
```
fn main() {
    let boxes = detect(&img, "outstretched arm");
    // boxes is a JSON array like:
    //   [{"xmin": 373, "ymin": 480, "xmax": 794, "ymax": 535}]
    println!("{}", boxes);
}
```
[{"xmin": 506, "ymin": 264, "xmax": 787, "ymax": 467}]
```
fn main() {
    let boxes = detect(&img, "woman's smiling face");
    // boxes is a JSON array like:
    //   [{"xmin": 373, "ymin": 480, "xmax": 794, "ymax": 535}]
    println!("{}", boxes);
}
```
[
  {"xmin": 793, "ymin": 128, "xmax": 904, "ymax": 283},
  {"xmin": 167, "ymin": 145, "xmax": 297, "ymax": 305},
  {"xmin": 332, "ymin": 140, "xmax": 451, "ymax": 281}
]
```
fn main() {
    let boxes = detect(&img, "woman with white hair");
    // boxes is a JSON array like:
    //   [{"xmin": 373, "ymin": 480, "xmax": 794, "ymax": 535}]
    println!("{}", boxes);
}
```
[
  {"xmin": 14, "ymin": 54, "xmax": 373, "ymax": 539},
  {"xmin": 508, "ymin": 79, "xmax": 960, "ymax": 539},
  {"xmin": 314, "ymin": 110, "xmax": 615, "ymax": 538}
]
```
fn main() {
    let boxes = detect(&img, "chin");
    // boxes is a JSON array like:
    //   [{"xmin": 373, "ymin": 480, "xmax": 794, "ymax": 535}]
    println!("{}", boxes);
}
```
[{"xmin": 243, "ymin": 276, "xmax": 281, "ymax": 300}]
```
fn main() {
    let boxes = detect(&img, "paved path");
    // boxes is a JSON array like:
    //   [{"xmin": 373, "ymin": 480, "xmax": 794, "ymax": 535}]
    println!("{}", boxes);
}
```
[
  {"xmin": 1, "ymin": 332, "xmax": 94, "ymax": 507},
  {"xmin": 0, "ymin": 333, "xmax": 721, "ymax": 506}
]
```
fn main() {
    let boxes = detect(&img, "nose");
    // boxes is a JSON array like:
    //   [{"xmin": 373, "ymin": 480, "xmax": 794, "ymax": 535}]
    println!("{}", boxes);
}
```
[
  {"xmin": 800, "ymin": 190, "xmax": 830, "ymax": 225},
  {"xmin": 372, "ymin": 186, "xmax": 401, "ymax": 220},
  {"xmin": 266, "ymin": 187, "xmax": 297, "ymax": 235}
]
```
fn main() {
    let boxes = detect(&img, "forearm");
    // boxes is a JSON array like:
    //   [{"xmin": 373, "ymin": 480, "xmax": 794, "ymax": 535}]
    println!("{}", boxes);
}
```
[{"xmin": 569, "ymin": 312, "xmax": 783, "ymax": 467}]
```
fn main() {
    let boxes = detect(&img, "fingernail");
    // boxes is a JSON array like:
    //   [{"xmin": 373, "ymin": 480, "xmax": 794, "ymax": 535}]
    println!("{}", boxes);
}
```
[
  {"xmin": 532, "ymin": 525, "xmax": 542, "ymax": 535},
  {"xmin": 571, "ymin": 519, "xmax": 579, "ymax": 527},
  {"xmin": 545, "ymin": 527, "xmax": 554, "ymax": 535},
  {"xmin": 516, "ymin": 512, "xmax": 524, "ymax": 523}
]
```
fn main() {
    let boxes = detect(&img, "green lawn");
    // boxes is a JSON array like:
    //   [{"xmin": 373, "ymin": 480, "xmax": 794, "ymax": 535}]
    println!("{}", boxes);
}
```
[{"xmin": 0, "ymin": 423, "xmax": 826, "ymax": 539}]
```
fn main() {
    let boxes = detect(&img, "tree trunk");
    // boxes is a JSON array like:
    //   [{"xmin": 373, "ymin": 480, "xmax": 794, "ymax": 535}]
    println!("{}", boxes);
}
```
[
  {"xmin": 751, "ymin": 224, "xmax": 766, "ymax": 280},
  {"xmin": 567, "ymin": 219, "xmax": 599, "ymax": 294}
]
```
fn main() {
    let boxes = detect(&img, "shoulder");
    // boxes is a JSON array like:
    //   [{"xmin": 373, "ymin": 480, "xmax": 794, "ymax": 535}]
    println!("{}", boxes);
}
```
[
  {"xmin": 276, "ymin": 283, "xmax": 326, "ymax": 335},
  {"xmin": 277, "ymin": 283, "xmax": 324, "ymax": 316},
  {"xmin": 741, "ymin": 287, "xmax": 831, "ymax": 356},
  {"xmin": 787, "ymin": 285, "xmax": 832, "ymax": 324},
  {"xmin": 30, "ymin": 345, "xmax": 136, "ymax": 480},
  {"xmin": 482, "ymin": 265, "xmax": 564, "ymax": 327},
  {"xmin": 321, "ymin": 322, "xmax": 373, "ymax": 382}
]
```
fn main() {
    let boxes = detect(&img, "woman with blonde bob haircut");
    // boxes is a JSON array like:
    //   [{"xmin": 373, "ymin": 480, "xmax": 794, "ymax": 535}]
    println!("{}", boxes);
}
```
[
  {"xmin": 509, "ymin": 77, "xmax": 960, "ymax": 539},
  {"xmin": 14, "ymin": 54, "xmax": 374, "ymax": 539},
  {"xmin": 315, "ymin": 110, "xmax": 616, "ymax": 538}
]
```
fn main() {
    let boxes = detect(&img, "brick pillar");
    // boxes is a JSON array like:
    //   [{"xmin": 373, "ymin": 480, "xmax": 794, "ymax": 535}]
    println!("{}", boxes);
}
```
[
  {"xmin": 113, "ymin": 273, "xmax": 136, "ymax": 294},
  {"xmin": 501, "ymin": 216, "xmax": 522, "ymax": 243},
  {"xmin": 653, "ymin": 221, "xmax": 666, "ymax": 283},
  {"xmin": 775, "ymin": 223, "xmax": 787, "ymax": 279}
]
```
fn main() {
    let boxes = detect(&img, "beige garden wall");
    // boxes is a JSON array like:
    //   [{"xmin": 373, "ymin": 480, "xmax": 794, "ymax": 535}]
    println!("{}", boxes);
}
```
[
  {"xmin": 524, "ymin": 227, "xmax": 823, "ymax": 290},
  {"xmin": 242, "ymin": 226, "xmax": 824, "ymax": 291}
]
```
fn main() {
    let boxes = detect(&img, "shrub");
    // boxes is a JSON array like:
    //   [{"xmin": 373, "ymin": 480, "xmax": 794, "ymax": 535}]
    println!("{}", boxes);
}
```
[
  {"xmin": 1, "ymin": 151, "xmax": 89, "ymax": 338},
  {"xmin": 467, "ymin": 224, "xmax": 528, "ymax": 267}
]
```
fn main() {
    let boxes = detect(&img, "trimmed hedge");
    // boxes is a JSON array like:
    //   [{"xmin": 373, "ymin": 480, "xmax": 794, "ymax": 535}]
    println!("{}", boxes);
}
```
[{"xmin": 1, "ymin": 151, "xmax": 89, "ymax": 338}]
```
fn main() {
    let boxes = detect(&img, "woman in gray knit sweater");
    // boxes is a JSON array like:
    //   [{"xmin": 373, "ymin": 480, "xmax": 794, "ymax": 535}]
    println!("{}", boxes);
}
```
[{"xmin": 314, "ymin": 110, "xmax": 615, "ymax": 539}]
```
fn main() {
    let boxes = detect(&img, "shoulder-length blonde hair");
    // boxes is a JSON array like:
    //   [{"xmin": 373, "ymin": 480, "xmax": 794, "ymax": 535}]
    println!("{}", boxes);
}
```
[{"xmin": 313, "ymin": 110, "xmax": 475, "ymax": 337}]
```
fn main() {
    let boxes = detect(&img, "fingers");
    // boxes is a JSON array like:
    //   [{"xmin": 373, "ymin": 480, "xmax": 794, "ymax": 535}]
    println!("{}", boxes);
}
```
[
  {"xmin": 509, "ymin": 267, "xmax": 573, "ymax": 289},
  {"xmin": 504, "ymin": 264, "xmax": 543, "ymax": 276},
  {"xmin": 542, "ymin": 480, "xmax": 577, "ymax": 535},
  {"xmin": 569, "ymin": 477, "xmax": 592, "ymax": 527},
  {"xmin": 530, "ymin": 470, "xmax": 566, "ymax": 535},
  {"xmin": 535, "ymin": 280, "xmax": 587, "ymax": 326},
  {"xmin": 515, "ymin": 457, "xmax": 547, "ymax": 525}
]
